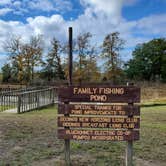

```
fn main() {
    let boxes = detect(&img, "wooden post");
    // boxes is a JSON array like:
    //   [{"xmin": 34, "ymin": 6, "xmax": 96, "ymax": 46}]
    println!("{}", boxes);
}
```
[
  {"xmin": 126, "ymin": 140, "xmax": 133, "ymax": 166},
  {"xmin": 126, "ymin": 82, "xmax": 134, "ymax": 166},
  {"xmin": 64, "ymin": 102, "xmax": 70, "ymax": 166},
  {"xmin": 64, "ymin": 27, "xmax": 73, "ymax": 166}
]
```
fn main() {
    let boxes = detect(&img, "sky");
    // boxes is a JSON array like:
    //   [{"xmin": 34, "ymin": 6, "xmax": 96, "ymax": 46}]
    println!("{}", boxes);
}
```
[{"xmin": 0, "ymin": 0, "xmax": 166, "ymax": 67}]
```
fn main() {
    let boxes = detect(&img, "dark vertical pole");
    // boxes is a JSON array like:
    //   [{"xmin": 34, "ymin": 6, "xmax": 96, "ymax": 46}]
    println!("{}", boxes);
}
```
[
  {"xmin": 17, "ymin": 94, "xmax": 21, "ymax": 114},
  {"xmin": 64, "ymin": 27, "xmax": 73, "ymax": 166},
  {"xmin": 68, "ymin": 27, "xmax": 73, "ymax": 86}
]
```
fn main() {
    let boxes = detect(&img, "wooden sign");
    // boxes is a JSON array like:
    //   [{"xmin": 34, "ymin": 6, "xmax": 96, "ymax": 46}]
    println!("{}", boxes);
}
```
[
  {"xmin": 58, "ymin": 129, "xmax": 139, "ymax": 141},
  {"xmin": 58, "ymin": 85, "xmax": 140, "ymax": 141},
  {"xmin": 58, "ymin": 104, "xmax": 140, "ymax": 116},
  {"xmin": 58, "ymin": 86, "xmax": 140, "ymax": 103},
  {"xmin": 58, "ymin": 116, "xmax": 140, "ymax": 129},
  {"xmin": 58, "ymin": 117, "xmax": 140, "ymax": 123}
]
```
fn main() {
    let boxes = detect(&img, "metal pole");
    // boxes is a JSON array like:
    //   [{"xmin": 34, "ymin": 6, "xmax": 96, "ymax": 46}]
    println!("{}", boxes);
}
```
[
  {"xmin": 68, "ymin": 27, "xmax": 73, "ymax": 86},
  {"xmin": 64, "ymin": 27, "xmax": 73, "ymax": 166}
]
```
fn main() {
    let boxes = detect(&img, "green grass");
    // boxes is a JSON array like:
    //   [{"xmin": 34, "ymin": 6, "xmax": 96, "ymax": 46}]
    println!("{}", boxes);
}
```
[
  {"xmin": 134, "ymin": 106, "xmax": 166, "ymax": 162},
  {"xmin": 0, "ymin": 105, "xmax": 165, "ymax": 165},
  {"xmin": 0, "ymin": 105, "xmax": 16, "ymax": 112}
]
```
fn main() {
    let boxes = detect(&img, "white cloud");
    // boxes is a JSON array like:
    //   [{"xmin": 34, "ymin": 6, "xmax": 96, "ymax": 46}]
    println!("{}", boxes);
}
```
[
  {"xmin": 0, "ymin": 20, "xmax": 33, "ymax": 52},
  {"xmin": 80, "ymin": 0, "xmax": 138, "ymax": 18},
  {"xmin": 54, "ymin": 0, "xmax": 72, "ymax": 12},
  {"xmin": 0, "ymin": 12, "xmax": 165, "ymax": 52},
  {"xmin": 0, "ymin": 0, "xmax": 11, "ymax": 6},
  {"xmin": 28, "ymin": 0, "xmax": 72, "ymax": 12},
  {"xmin": 0, "ymin": 8, "xmax": 13, "ymax": 16},
  {"xmin": 28, "ymin": 0, "xmax": 54, "ymax": 12},
  {"xmin": 136, "ymin": 14, "xmax": 166, "ymax": 36},
  {"xmin": 0, "ymin": 0, "xmax": 73, "ymax": 16},
  {"xmin": 27, "ymin": 15, "xmax": 66, "ymax": 37},
  {"xmin": 13, "ymin": 1, "xmax": 22, "ymax": 8},
  {"xmin": 81, "ymin": 0, "xmax": 123, "ymax": 20}
]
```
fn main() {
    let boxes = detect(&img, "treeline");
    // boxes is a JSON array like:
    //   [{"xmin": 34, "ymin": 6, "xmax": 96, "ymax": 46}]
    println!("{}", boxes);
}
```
[{"xmin": 1, "ymin": 32, "xmax": 166, "ymax": 85}]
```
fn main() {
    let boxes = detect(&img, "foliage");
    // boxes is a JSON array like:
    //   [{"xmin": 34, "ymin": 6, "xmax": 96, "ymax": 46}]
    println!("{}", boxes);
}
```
[
  {"xmin": 40, "ymin": 38, "xmax": 66, "ymax": 81},
  {"xmin": 2, "ymin": 33, "xmax": 166, "ymax": 84},
  {"xmin": 1, "ymin": 64, "xmax": 12, "ymax": 82},
  {"xmin": 3, "ymin": 35, "xmax": 43, "ymax": 84},
  {"xmin": 125, "ymin": 38, "xmax": 166, "ymax": 82},
  {"xmin": 23, "ymin": 35, "xmax": 43, "ymax": 81},
  {"xmin": 72, "ymin": 32, "xmax": 101, "ymax": 83},
  {"xmin": 101, "ymin": 32, "xmax": 125, "ymax": 84}
]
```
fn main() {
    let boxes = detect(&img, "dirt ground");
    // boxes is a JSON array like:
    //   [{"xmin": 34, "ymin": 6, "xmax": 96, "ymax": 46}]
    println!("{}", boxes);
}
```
[{"xmin": 0, "ymin": 106, "xmax": 166, "ymax": 166}]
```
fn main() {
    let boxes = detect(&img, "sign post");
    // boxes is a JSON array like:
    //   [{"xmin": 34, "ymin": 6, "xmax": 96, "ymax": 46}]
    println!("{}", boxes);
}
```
[
  {"xmin": 126, "ymin": 82, "xmax": 134, "ymax": 166},
  {"xmin": 64, "ymin": 101, "xmax": 70, "ymax": 166}
]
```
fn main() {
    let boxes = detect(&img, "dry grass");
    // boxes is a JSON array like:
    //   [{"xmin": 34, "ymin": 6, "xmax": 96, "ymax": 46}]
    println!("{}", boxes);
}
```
[
  {"xmin": 0, "ymin": 105, "xmax": 166, "ymax": 165},
  {"xmin": 139, "ymin": 82, "xmax": 166, "ymax": 104}
]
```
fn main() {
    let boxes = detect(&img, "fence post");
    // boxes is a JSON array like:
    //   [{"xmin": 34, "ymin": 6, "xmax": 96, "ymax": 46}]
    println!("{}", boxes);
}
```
[
  {"xmin": 52, "ymin": 88, "xmax": 55, "ymax": 104},
  {"xmin": 17, "ymin": 94, "xmax": 21, "ymax": 114},
  {"xmin": 37, "ymin": 92, "xmax": 40, "ymax": 108}
]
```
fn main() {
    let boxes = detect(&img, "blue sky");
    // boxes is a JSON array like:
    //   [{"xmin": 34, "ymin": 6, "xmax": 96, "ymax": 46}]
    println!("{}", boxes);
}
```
[{"xmin": 0, "ymin": 0, "xmax": 166, "ymax": 67}]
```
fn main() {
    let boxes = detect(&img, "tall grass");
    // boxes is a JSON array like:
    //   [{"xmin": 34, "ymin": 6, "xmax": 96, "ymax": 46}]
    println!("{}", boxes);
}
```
[{"xmin": 138, "ymin": 82, "xmax": 166, "ymax": 104}]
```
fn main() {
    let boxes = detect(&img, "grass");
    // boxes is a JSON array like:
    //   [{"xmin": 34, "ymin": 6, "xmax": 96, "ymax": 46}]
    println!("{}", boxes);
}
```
[
  {"xmin": 141, "ymin": 83, "xmax": 166, "ymax": 105},
  {"xmin": 134, "ymin": 106, "xmax": 166, "ymax": 162},
  {"xmin": 0, "ymin": 105, "xmax": 166, "ymax": 165},
  {"xmin": 0, "ymin": 105, "xmax": 16, "ymax": 112}
]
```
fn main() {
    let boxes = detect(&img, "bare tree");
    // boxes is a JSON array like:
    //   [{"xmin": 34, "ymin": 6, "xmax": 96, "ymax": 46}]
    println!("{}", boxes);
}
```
[
  {"xmin": 23, "ymin": 35, "xmax": 43, "ymax": 81},
  {"xmin": 75, "ymin": 32, "xmax": 99, "ymax": 83},
  {"xmin": 4, "ymin": 36, "xmax": 25, "ymax": 83},
  {"xmin": 42, "ymin": 37, "xmax": 65, "ymax": 81},
  {"xmin": 3, "ymin": 35, "xmax": 43, "ymax": 84},
  {"xmin": 102, "ymin": 32, "xmax": 125, "ymax": 84}
]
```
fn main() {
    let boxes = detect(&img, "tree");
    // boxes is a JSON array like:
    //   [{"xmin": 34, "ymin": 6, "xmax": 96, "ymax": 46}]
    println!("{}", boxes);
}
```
[
  {"xmin": 4, "ymin": 36, "xmax": 25, "ymax": 83},
  {"xmin": 101, "ymin": 32, "xmax": 125, "ymax": 84},
  {"xmin": 125, "ymin": 38, "xmax": 166, "ymax": 82},
  {"xmin": 74, "ymin": 32, "xmax": 100, "ymax": 83},
  {"xmin": 41, "ymin": 38, "xmax": 65, "ymax": 81},
  {"xmin": 3, "ymin": 35, "xmax": 43, "ymax": 84},
  {"xmin": 23, "ymin": 35, "xmax": 43, "ymax": 82},
  {"xmin": 1, "ymin": 64, "xmax": 12, "ymax": 83}
]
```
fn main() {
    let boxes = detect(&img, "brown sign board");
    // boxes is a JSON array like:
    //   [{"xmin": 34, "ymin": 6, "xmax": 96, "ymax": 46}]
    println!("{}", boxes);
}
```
[
  {"xmin": 58, "ymin": 86, "xmax": 140, "ymax": 103},
  {"xmin": 58, "ymin": 117, "xmax": 140, "ymax": 129},
  {"xmin": 58, "ymin": 129, "xmax": 139, "ymax": 141},
  {"xmin": 58, "ymin": 104, "xmax": 140, "ymax": 116}
]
